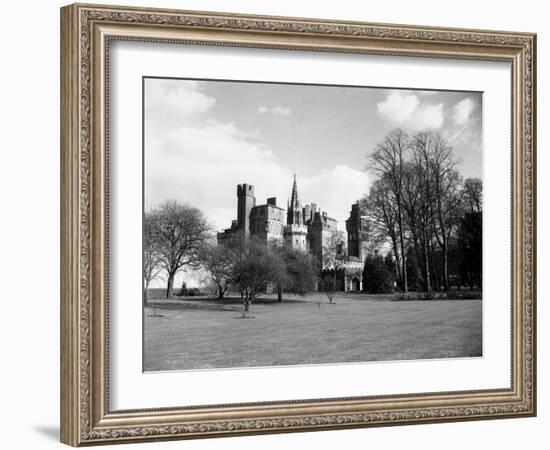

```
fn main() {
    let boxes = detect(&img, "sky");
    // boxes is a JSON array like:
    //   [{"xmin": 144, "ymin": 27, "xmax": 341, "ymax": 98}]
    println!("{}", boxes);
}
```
[{"xmin": 144, "ymin": 77, "xmax": 482, "ymax": 234}]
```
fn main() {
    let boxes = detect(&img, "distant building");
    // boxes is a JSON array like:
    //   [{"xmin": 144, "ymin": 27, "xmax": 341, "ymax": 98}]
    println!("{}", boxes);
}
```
[{"xmin": 218, "ymin": 176, "xmax": 370, "ymax": 291}]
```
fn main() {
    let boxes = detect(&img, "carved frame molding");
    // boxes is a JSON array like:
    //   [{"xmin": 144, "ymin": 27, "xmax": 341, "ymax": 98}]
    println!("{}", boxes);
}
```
[{"xmin": 60, "ymin": 3, "xmax": 536, "ymax": 446}]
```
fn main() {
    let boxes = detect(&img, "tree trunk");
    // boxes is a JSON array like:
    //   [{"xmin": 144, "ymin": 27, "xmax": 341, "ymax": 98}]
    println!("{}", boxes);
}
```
[
  {"xmin": 412, "ymin": 238, "xmax": 423, "ymax": 289},
  {"xmin": 390, "ymin": 236, "xmax": 402, "ymax": 289},
  {"xmin": 277, "ymin": 286, "xmax": 283, "ymax": 302},
  {"xmin": 423, "ymin": 233, "xmax": 432, "ymax": 296},
  {"xmin": 397, "ymin": 201, "xmax": 408, "ymax": 293},
  {"xmin": 442, "ymin": 242, "xmax": 449, "ymax": 290},
  {"xmin": 397, "ymin": 148, "xmax": 407, "ymax": 293},
  {"xmin": 217, "ymin": 283, "xmax": 225, "ymax": 299},
  {"xmin": 400, "ymin": 239, "xmax": 407, "ymax": 292},
  {"xmin": 429, "ymin": 246, "xmax": 439, "ymax": 292},
  {"xmin": 166, "ymin": 273, "xmax": 175, "ymax": 299},
  {"xmin": 144, "ymin": 279, "xmax": 150, "ymax": 306},
  {"xmin": 393, "ymin": 261, "xmax": 400, "ymax": 286}
]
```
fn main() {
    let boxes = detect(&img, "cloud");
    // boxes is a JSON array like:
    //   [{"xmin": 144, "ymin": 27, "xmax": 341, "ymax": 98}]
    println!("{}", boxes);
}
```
[
  {"xmin": 258, "ymin": 105, "xmax": 292, "ymax": 117},
  {"xmin": 300, "ymin": 166, "xmax": 369, "ymax": 229},
  {"xmin": 146, "ymin": 120, "xmax": 369, "ymax": 234},
  {"xmin": 145, "ymin": 79, "xmax": 216, "ymax": 126},
  {"xmin": 145, "ymin": 121, "xmax": 286, "ymax": 230},
  {"xmin": 417, "ymin": 90, "xmax": 438, "ymax": 97},
  {"xmin": 146, "ymin": 81, "xmax": 368, "ymax": 232},
  {"xmin": 453, "ymin": 97, "xmax": 475, "ymax": 125},
  {"xmin": 444, "ymin": 97, "xmax": 481, "ymax": 148},
  {"xmin": 377, "ymin": 91, "xmax": 444, "ymax": 131},
  {"xmin": 272, "ymin": 106, "xmax": 292, "ymax": 116},
  {"xmin": 377, "ymin": 92, "xmax": 418, "ymax": 123}
]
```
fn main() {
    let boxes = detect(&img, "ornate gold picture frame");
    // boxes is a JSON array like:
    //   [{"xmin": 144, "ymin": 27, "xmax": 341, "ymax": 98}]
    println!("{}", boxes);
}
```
[{"xmin": 60, "ymin": 3, "xmax": 536, "ymax": 446}]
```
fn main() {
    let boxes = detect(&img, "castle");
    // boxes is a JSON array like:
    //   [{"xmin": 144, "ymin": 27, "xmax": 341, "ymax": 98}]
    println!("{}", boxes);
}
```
[{"xmin": 217, "ymin": 176, "xmax": 370, "ymax": 292}]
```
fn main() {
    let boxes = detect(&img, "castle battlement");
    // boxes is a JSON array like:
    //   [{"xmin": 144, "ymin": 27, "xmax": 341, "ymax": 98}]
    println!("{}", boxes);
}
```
[
  {"xmin": 237, "ymin": 183, "xmax": 255, "ymax": 196},
  {"xmin": 283, "ymin": 223, "xmax": 308, "ymax": 251},
  {"xmin": 283, "ymin": 224, "xmax": 308, "ymax": 234}
]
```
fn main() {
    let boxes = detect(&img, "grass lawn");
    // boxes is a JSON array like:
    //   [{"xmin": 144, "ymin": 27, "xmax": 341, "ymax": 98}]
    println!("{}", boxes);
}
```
[{"xmin": 143, "ymin": 292, "xmax": 482, "ymax": 371}]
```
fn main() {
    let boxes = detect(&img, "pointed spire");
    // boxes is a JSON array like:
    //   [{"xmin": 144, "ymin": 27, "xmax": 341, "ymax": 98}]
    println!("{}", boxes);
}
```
[
  {"xmin": 290, "ymin": 172, "xmax": 299, "ymax": 208},
  {"xmin": 287, "ymin": 173, "xmax": 303, "ymax": 226}
]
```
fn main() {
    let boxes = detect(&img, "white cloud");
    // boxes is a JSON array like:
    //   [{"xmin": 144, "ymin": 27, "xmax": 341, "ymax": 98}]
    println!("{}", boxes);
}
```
[
  {"xmin": 257, "ymin": 105, "xmax": 292, "ymax": 117},
  {"xmin": 377, "ymin": 92, "xmax": 419, "ymax": 123},
  {"xmin": 145, "ymin": 79, "xmax": 216, "ymax": 125},
  {"xmin": 146, "ymin": 122, "xmax": 285, "ymax": 230},
  {"xmin": 377, "ymin": 91, "xmax": 444, "ymax": 131},
  {"xmin": 272, "ymin": 106, "xmax": 292, "ymax": 116},
  {"xmin": 453, "ymin": 97, "xmax": 475, "ymax": 125},
  {"xmin": 412, "ymin": 103, "xmax": 445, "ymax": 130},
  {"xmin": 300, "ymin": 166, "xmax": 370, "ymax": 230},
  {"xmin": 146, "ymin": 120, "xmax": 369, "ymax": 234},
  {"xmin": 444, "ymin": 97, "xmax": 480, "ymax": 147}
]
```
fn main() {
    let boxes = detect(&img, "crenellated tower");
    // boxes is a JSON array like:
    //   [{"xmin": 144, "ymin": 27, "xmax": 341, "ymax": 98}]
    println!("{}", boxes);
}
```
[
  {"xmin": 346, "ymin": 201, "xmax": 369, "ymax": 264},
  {"xmin": 237, "ymin": 183, "xmax": 256, "ymax": 238}
]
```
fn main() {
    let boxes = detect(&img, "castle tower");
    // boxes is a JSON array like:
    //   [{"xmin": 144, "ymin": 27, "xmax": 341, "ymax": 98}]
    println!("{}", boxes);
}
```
[
  {"xmin": 309, "ymin": 210, "xmax": 339, "ymax": 269},
  {"xmin": 284, "ymin": 175, "xmax": 308, "ymax": 251},
  {"xmin": 346, "ymin": 201, "xmax": 368, "ymax": 263},
  {"xmin": 237, "ymin": 183, "xmax": 256, "ymax": 238}
]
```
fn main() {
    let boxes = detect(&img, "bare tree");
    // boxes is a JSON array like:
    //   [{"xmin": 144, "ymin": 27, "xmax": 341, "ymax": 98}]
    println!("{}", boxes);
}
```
[
  {"xmin": 143, "ymin": 212, "xmax": 163, "ymax": 303},
  {"xmin": 230, "ymin": 237, "xmax": 287, "ymax": 313},
  {"xmin": 458, "ymin": 178, "xmax": 483, "ymax": 289},
  {"xmin": 362, "ymin": 177, "xmax": 402, "ymax": 285},
  {"xmin": 149, "ymin": 201, "xmax": 211, "ymax": 299},
  {"xmin": 363, "ymin": 128, "xmax": 480, "ymax": 295},
  {"xmin": 199, "ymin": 242, "xmax": 234, "ymax": 299},
  {"xmin": 401, "ymin": 161, "xmax": 425, "ymax": 289},
  {"xmin": 369, "ymin": 129, "xmax": 409, "ymax": 292},
  {"xmin": 410, "ymin": 132, "xmax": 437, "ymax": 295},
  {"xmin": 320, "ymin": 230, "xmax": 346, "ymax": 303},
  {"xmin": 414, "ymin": 132, "xmax": 463, "ymax": 290},
  {"xmin": 463, "ymin": 178, "xmax": 483, "ymax": 213}
]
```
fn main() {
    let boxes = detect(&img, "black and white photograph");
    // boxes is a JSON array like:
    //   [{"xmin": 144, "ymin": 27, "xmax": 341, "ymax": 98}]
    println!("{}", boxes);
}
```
[{"xmin": 143, "ymin": 77, "xmax": 483, "ymax": 372}]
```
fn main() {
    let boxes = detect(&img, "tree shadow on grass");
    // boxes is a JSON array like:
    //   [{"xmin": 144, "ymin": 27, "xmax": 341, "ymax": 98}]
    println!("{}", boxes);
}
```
[
  {"xmin": 146, "ymin": 296, "xmax": 308, "ymax": 313},
  {"xmin": 146, "ymin": 300, "xmax": 241, "ymax": 313}
]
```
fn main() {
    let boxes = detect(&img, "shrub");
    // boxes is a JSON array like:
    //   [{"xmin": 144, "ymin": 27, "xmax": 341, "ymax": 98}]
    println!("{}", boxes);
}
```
[
  {"xmin": 363, "ymin": 254, "xmax": 395, "ymax": 293},
  {"xmin": 178, "ymin": 281, "xmax": 188, "ymax": 297}
]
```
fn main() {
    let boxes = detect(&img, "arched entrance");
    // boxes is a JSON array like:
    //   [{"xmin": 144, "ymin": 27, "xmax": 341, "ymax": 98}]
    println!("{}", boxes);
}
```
[{"xmin": 352, "ymin": 277, "xmax": 360, "ymax": 291}]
